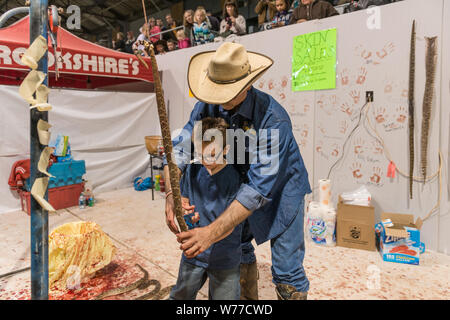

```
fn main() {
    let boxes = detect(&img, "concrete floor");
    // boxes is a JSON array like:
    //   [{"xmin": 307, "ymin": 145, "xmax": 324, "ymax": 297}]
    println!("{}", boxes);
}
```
[{"xmin": 0, "ymin": 187, "xmax": 449, "ymax": 300}]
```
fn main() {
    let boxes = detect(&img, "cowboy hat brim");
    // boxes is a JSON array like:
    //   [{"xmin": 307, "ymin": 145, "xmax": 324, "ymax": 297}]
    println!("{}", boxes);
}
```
[{"xmin": 187, "ymin": 50, "xmax": 274, "ymax": 105}]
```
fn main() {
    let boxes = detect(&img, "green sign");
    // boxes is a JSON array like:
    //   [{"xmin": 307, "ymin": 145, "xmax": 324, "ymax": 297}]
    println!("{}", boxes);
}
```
[{"xmin": 292, "ymin": 28, "xmax": 337, "ymax": 91}]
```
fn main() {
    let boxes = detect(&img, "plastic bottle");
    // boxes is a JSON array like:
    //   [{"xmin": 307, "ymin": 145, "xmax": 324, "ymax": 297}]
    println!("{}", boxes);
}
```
[
  {"xmin": 79, "ymin": 192, "xmax": 86, "ymax": 209},
  {"xmin": 154, "ymin": 175, "xmax": 160, "ymax": 192},
  {"xmin": 158, "ymin": 141, "xmax": 164, "ymax": 156}
]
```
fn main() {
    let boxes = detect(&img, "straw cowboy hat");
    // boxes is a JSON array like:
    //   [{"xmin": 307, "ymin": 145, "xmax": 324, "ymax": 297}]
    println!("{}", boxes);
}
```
[{"xmin": 188, "ymin": 42, "xmax": 273, "ymax": 105}]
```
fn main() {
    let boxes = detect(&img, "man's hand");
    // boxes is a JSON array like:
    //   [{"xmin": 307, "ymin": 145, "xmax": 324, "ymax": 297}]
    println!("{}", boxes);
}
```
[
  {"xmin": 297, "ymin": 19, "xmax": 307, "ymax": 23},
  {"xmin": 177, "ymin": 226, "xmax": 214, "ymax": 259}
]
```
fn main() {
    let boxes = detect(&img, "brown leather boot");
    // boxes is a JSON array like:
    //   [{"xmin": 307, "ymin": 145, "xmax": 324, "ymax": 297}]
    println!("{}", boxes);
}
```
[
  {"xmin": 275, "ymin": 284, "xmax": 308, "ymax": 300},
  {"xmin": 240, "ymin": 261, "xmax": 259, "ymax": 300}
]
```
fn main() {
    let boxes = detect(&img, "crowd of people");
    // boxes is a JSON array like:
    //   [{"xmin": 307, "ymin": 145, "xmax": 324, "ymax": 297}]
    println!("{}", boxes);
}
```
[{"xmin": 110, "ymin": 0, "xmax": 398, "ymax": 56}]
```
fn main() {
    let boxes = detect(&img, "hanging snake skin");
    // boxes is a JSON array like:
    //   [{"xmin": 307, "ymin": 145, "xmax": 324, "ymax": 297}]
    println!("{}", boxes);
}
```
[
  {"xmin": 408, "ymin": 20, "xmax": 416, "ymax": 199},
  {"xmin": 420, "ymin": 36, "xmax": 438, "ymax": 182}
]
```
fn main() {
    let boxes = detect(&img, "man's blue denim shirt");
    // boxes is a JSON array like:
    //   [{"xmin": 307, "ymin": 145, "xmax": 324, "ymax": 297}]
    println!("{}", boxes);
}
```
[{"xmin": 165, "ymin": 86, "xmax": 312, "ymax": 244}]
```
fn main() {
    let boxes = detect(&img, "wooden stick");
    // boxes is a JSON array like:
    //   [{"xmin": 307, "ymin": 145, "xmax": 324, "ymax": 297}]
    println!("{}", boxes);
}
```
[
  {"xmin": 148, "ymin": 45, "xmax": 187, "ymax": 232},
  {"xmin": 142, "ymin": 0, "xmax": 148, "ymax": 25}
]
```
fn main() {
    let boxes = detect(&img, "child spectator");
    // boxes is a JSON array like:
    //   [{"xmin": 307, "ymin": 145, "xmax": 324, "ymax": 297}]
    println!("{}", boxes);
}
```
[
  {"xmin": 271, "ymin": 0, "xmax": 292, "ymax": 28},
  {"xmin": 289, "ymin": 0, "xmax": 339, "ymax": 24},
  {"xmin": 192, "ymin": 8, "xmax": 215, "ymax": 46},
  {"xmin": 125, "ymin": 31, "xmax": 136, "ymax": 54},
  {"xmin": 133, "ymin": 24, "xmax": 150, "ymax": 57},
  {"xmin": 155, "ymin": 39, "xmax": 167, "ymax": 55},
  {"xmin": 255, "ymin": 0, "xmax": 277, "ymax": 30},
  {"xmin": 177, "ymin": 29, "xmax": 191, "ymax": 49},
  {"xmin": 167, "ymin": 39, "xmax": 177, "ymax": 51},
  {"xmin": 169, "ymin": 117, "xmax": 243, "ymax": 300},
  {"xmin": 148, "ymin": 17, "xmax": 162, "ymax": 43},
  {"xmin": 219, "ymin": 0, "xmax": 247, "ymax": 37}
]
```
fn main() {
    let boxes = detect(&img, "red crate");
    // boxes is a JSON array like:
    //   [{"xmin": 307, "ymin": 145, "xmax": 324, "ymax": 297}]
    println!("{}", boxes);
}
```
[{"xmin": 19, "ymin": 183, "xmax": 85, "ymax": 215}]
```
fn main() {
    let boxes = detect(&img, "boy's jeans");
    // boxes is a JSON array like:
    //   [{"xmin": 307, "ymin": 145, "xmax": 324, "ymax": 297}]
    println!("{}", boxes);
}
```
[
  {"xmin": 241, "ymin": 199, "xmax": 310, "ymax": 293},
  {"xmin": 169, "ymin": 259, "xmax": 241, "ymax": 300}
]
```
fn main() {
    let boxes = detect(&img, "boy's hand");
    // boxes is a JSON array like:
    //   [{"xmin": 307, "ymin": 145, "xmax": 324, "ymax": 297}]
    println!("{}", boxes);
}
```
[{"xmin": 165, "ymin": 194, "xmax": 180, "ymax": 234}]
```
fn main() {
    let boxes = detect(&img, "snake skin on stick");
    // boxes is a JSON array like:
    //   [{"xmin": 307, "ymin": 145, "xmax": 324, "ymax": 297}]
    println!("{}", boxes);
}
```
[
  {"xmin": 420, "ymin": 37, "xmax": 438, "ymax": 182},
  {"xmin": 408, "ymin": 20, "xmax": 416, "ymax": 199},
  {"xmin": 148, "ymin": 45, "xmax": 188, "ymax": 232}
]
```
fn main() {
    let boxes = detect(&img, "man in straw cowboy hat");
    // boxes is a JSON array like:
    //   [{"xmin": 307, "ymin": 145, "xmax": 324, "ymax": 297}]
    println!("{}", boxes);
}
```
[{"xmin": 164, "ymin": 42, "xmax": 311, "ymax": 300}]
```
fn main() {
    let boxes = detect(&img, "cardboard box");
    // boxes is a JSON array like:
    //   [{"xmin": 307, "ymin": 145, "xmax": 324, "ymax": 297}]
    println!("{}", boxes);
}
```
[
  {"xmin": 375, "ymin": 213, "xmax": 423, "ymax": 265},
  {"xmin": 336, "ymin": 196, "xmax": 375, "ymax": 251}
]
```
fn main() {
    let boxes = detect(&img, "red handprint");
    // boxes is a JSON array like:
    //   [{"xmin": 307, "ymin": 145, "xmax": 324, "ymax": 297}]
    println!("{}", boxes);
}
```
[
  {"xmin": 340, "ymin": 69, "xmax": 350, "ymax": 86},
  {"xmin": 370, "ymin": 167, "xmax": 383, "ymax": 184},
  {"xmin": 396, "ymin": 106, "xmax": 407, "ymax": 123},
  {"xmin": 349, "ymin": 90, "xmax": 361, "ymax": 104},
  {"xmin": 331, "ymin": 144, "xmax": 340, "ymax": 157},
  {"xmin": 340, "ymin": 102, "xmax": 354, "ymax": 117},
  {"xmin": 356, "ymin": 67, "xmax": 368, "ymax": 85},
  {"xmin": 339, "ymin": 121, "xmax": 348, "ymax": 135},
  {"xmin": 350, "ymin": 162, "xmax": 363, "ymax": 179},
  {"xmin": 374, "ymin": 107, "xmax": 387, "ymax": 124},
  {"xmin": 353, "ymin": 137, "xmax": 365, "ymax": 155},
  {"xmin": 384, "ymin": 81, "xmax": 393, "ymax": 94}
]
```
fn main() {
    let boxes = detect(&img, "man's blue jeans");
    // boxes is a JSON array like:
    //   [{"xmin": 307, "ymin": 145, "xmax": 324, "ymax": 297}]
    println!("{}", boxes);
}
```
[
  {"xmin": 169, "ymin": 259, "xmax": 241, "ymax": 300},
  {"xmin": 241, "ymin": 201, "xmax": 309, "ymax": 293}
]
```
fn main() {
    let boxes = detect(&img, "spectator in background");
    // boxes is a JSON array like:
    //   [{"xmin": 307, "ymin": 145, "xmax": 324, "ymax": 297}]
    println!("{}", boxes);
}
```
[
  {"xmin": 177, "ymin": 28, "xmax": 191, "ymax": 49},
  {"xmin": 183, "ymin": 9, "xmax": 195, "ymax": 41},
  {"xmin": 148, "ymin": 17, "xmax": 162, "ymax": 43},
  {"xmin": 167, "ymin": 39, "xmax": 177, "ymax": 52},
  {"xmin": 112, "ymin": 32, "xmax": 126, "ymax": 52},
  {"xmin": 220, "ymin": 0, "xmax": 247, "ymax": 37},
  {"xmin": 192, "ymin": 8, "xmax": 215, "ymax": 46},
  {"xmin": 255, "ymin": 0, "xmax": 277, "ymax": 30},
  {"xmin": 125, "ymin": 31, "xmax": 136, "ymax": 54},
  {"xmin": 271, "ymin": 0, "xmax": 292, "ymax": 28},
  {"xmin": 133, "ymin": 24, "xmax": 150, "ymax": 57},
  {"xmin": 165, "ymin": 13, "xmax": 180, "ymax": 41},
  {"xmin": 289, "ymin": 0, "xmax": 339, "ymax": 24},
  {"xmin": 291, "ymin": 0, "xmax": 300, "ymax": 8},
  {"xmin": 155, "ymin": 39, "xmax": 167, "ymax": 55},
  {"xmin": 206, "ymin": 10, "xmax": 220, "ymax": 33}
]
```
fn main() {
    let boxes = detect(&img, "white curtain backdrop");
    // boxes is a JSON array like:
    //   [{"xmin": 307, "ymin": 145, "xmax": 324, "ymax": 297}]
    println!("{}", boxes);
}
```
[{"xmin": 0, "ymin": 85, "xmax": 159, "ymax": 214}]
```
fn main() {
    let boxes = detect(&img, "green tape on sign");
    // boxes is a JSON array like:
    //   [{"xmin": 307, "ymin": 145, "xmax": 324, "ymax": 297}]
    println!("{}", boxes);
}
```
[{"xmin": 292, "ymin": 28, "xmax": 337, "ymax": 91}]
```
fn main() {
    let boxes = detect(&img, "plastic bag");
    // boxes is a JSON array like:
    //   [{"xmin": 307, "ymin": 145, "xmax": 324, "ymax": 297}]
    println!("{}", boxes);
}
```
[{"xmin": 340, "ymin": 186, "xmax": 371, "ymax": 206}]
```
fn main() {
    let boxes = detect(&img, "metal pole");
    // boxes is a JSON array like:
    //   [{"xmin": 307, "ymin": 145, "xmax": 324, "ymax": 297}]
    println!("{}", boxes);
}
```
[{"xmin": 29, "ymin": 0, "xmax": 49, "ymax": 300}]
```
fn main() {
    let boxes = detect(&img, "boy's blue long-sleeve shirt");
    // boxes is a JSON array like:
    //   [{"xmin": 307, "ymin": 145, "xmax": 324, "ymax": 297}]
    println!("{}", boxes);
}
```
[
  {"xmin": 180, "ymin": 164, "xmax": 243, "ymax": 269},
  {"xmin": 166, "ymin": 86, "xmax": 312, "ymax": 244}
]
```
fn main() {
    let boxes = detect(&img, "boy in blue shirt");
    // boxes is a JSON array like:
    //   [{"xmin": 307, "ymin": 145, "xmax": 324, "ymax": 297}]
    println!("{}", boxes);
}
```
[{"xmin": 169, "ymin": 117, "xmax": 243, "ymax": 300}]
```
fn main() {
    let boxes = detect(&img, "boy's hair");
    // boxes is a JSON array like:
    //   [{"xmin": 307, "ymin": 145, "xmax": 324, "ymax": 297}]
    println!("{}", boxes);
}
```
[{"xmin": 193, "ymin": 117, "xmax": 229, "ymax": 148}]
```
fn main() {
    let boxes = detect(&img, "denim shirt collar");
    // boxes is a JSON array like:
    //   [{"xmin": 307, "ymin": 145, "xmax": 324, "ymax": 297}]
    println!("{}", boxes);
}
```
[{"xmin": 235, "ymin": 86, "xmax": 255, "ymax": 120}]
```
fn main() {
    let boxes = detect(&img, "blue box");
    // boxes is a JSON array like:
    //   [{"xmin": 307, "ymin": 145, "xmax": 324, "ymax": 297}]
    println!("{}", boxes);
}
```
[
  {"xmin": 25, "ymin": 160, "xmax": 86, "ymax": 191},
  {"xmin": 375, "ymin": 213, "xmax": 424, "ymax": 265}
]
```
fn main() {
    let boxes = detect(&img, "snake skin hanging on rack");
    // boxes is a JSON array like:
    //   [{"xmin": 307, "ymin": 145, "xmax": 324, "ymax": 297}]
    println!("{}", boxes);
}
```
[
  {"xmin": 420, "ymin": 36, "xmax": 438, "ymax": 182},
  {"xmin": 408, "ymin": 20, "xmax": 416, "ymax": 199}
]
